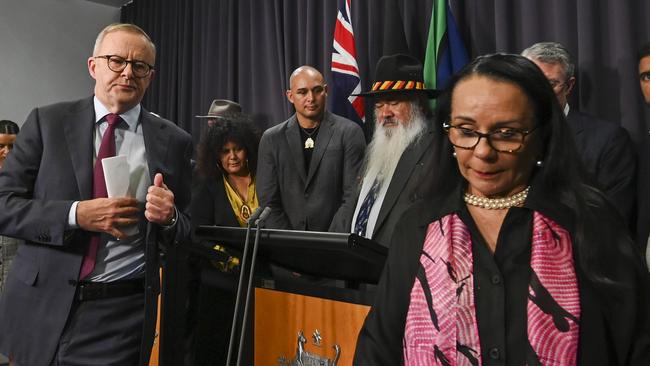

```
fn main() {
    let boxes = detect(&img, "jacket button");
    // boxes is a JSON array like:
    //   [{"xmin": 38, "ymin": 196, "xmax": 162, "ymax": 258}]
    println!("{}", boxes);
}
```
[
  {"xmin": 491, "ymin": 274, "xmax": 501, "ymax": 285},
  {"xmin": 489, "ymin": 347, "xmax": 500, "ymax": 360}
]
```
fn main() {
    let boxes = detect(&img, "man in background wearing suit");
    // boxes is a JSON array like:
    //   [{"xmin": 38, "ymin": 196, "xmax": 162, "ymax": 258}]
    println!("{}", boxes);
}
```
[
  {"xmin": 348, "ymin": 54, "xmax": 444, "ymax": 248},
  {"xmin": 637, "ymin": 42, "xmax": 650, "ymax": 268},
  {"xmin": 0, "ymin": 23, "xmax": 192, "ymax": 366},
  {"xmin": 257, "ymin": 66, "xmax": 365, "ymax": 232},
  {"xmin": 523, "ymin": 42, "xmax": 637, "ymax": 225}
]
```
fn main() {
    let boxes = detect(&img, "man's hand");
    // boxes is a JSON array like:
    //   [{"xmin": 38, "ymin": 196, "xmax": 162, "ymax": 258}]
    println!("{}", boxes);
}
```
[
  {"xmin": 77, "ymin": 197, "xmax": 140, "ymax": 239},
  {"xmin": 145, "ymin": 173, "xmax": 176, "ymax": 225}
]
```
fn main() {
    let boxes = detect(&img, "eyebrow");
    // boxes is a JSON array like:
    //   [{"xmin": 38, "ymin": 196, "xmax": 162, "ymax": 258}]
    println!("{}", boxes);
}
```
[{"xmin": 451, "ymin": 116, "xmax": 529, "ymax": 128}]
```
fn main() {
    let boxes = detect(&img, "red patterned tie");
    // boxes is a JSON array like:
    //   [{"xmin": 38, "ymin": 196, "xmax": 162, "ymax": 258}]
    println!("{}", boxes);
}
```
[{"xmin": 79, "ymin": 113, "xmax": 121, "ymax": 279}]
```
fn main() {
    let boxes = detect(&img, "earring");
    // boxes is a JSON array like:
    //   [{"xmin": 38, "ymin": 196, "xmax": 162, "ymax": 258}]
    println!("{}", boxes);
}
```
[
  {"xmin": 536, "ymin": 160, "xmax": 544, "ymax": 167},
  {"xmin": 452, "ymin": 151, "xmax": 457, "ymax": 158}
]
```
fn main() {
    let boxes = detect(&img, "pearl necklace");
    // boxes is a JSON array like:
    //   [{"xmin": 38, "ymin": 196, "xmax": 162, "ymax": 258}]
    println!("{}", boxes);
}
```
[{"xmin": 464, "ymin": 186, "xmax": 530, "ymax": 210}]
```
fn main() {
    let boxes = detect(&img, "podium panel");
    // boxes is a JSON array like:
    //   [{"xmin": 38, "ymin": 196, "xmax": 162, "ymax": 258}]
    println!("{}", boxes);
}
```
[{"xmin": 254, "ymin": 287, "xmax": 370, "ymax": 365}]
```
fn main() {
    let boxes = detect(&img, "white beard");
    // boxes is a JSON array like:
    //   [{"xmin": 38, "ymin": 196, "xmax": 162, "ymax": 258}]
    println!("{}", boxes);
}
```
[{"xmin": 362, "ymin": 103, "xmax": 427, "ymax": 186}]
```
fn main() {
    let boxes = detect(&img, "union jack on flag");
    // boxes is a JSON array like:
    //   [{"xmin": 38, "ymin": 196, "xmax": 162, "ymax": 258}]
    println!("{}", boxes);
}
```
[{"xmin": 330, "ymin": 0, "xmax": 365, "ymax": 124}]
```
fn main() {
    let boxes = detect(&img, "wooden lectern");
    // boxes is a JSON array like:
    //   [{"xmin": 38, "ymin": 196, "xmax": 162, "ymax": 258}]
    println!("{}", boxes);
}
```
[{"xmin": 193, "ymin": 227, "xmax": 387, "ymax": 365}]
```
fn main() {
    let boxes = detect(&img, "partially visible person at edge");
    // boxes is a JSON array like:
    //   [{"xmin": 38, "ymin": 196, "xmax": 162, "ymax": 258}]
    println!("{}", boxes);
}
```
[
  {"xmin": 0, "ymin": 120, "xmax": 20, "ymax": 293},
  {"xmin": 354, "ymin": 53, "xmax": 650, "ymax": 365},
  {"xmin": 522, "ymin": 42, "xmax": 637, "ymax": 227},
  {"xmin": 189, "ymin": 113, "xmax": 260, "ymax": 364},
  {"xmin": 637, "ymin": 42, "xmax": 650, "ymax": 269},
  {"xmin": 0, "ymin": 23, "xmax": 192, "ymax": 366}
]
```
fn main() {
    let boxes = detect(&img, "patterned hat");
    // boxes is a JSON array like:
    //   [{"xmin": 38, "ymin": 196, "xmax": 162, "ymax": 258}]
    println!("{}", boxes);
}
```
[
  {"xmin": 196, "ymin": 99, "xmax": 242, "ymax": 119},
  {"xmin": 354, "ymin": 54, "xmax": 439, "ymax": 98}
]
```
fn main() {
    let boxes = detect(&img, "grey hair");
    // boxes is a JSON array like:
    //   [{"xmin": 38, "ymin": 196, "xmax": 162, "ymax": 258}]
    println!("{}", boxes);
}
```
[
  {"xmin": 93, "ymin": 23, "xmax": 156, "ymax": 59},
  {"xmin": 521, "ymin": 42, "xmax": 575, "ymax": 79}
]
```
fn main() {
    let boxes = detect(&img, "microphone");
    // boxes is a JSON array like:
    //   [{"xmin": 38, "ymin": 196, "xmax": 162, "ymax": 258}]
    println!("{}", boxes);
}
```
[
  {"xmin": 235, "ymin": 207, "xmax": 271, "ymax": 366},
  {"xmin": 226, "ymin": 206, "xmax": 265, "ymax": 366},
  {"xmin": 246, "ymin": 206, "xmax": 265, "ymax": 226},
  {"xmin": 254, "ymin": 206, "xmax": 272, "ymax": 226}
]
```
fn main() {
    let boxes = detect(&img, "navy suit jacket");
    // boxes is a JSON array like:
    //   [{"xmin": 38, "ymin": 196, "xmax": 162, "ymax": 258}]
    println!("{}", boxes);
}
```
[{"xmin": 0, "ymin": 97, "xmax": 192, "ymax": 366}]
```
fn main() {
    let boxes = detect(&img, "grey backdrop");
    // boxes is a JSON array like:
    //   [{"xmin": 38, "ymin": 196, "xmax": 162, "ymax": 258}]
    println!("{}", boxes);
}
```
[{"xmin": 0, "ymin": 0, "xmax": 120, "ymax": 125}]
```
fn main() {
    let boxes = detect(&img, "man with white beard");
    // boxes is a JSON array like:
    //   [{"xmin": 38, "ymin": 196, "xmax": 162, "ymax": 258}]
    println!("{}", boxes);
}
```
[{"xmin": 346, "ymin": 54, "xmax": 444, "ymax": 247}]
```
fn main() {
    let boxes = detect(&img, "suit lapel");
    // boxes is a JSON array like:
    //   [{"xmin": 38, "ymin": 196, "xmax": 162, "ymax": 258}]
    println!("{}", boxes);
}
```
[
  {"xmin": 63, "ymin": 97, "xmax": 95, "ymax": 199},
  {"xmin": 373, "ymin": 128, "xmax": 434, "ymax": 236},
  {"xmin": 305, "ymin": 112, "xmax": 335, "ymax": 187},
  {"xmin": 141, "ymin": 109, "xmax": 170, "ymax": 181},
  {"xmin": 285, "ymin": 116, "xmax": 307, "ymax": 183}
]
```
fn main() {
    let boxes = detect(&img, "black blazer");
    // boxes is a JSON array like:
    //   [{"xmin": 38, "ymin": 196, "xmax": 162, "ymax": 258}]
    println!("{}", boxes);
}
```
[
  {"xmin": 369, "ymin": 124, "xmax": 449, "ymax": 247},
  {"xmin": 191, "ymin": 175, "xmax": 240, "ymax": 229},
  {"xmin": 637, "ymin": 124, "xmax": 650, "ymax": 256},
  {"xmin": 566, "ymin": 109, "xmax": 637, "ymax": 224},
  {"xmin": 0, "ymin": 97, "xmax": 192, "ymax": 366}
]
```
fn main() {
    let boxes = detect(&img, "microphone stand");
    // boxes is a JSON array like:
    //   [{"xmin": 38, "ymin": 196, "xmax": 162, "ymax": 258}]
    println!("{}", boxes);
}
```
[
  {"xmin": 225, "ymin": 207, "xmax": 264, "ymax": 366},
  {"xmin": 235, "ymin": 207, "xmax": 271, "ymax": 366}
]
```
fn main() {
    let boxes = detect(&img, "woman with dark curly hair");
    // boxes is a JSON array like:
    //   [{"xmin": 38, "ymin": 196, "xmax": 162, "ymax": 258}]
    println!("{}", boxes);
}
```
[
  {"xmin": 189, "ymin": 115, "xmax": 260, "ymax": 365},
  {"xmin": 193, "ymin": 116, "xmax": 260, "ymax": 228}
]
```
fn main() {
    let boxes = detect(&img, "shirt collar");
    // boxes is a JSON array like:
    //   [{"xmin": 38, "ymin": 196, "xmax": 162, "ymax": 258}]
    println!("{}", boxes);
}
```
[
  {"xmin": 93, "ymin": 96, "xmax": 141, "ymax": 130},
  {"xmin": 563, "ymin": 103, "xmax": 570, "ymax": 116}
]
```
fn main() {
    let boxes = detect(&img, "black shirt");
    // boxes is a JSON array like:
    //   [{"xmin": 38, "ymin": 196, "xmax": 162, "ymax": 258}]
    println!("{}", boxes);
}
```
[
  {"xmin": 460, "ymin": 204, "xmax": 532, "ymax": 365},
  {"xmin": 298, "ymin": 124, "xmax": 319, "ymax": 172}
]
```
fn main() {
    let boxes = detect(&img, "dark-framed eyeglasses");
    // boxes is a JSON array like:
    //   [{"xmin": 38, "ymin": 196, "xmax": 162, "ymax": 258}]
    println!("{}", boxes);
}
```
[
  {"xmin": 548, "ymin": 79, "xmax": 567, "ymax": 90},
  {"xmin": 443, "ymin": 123, "xmax": 539, "ymax": 153},
  {"xmin": 94, "ymin": 55, "xmax": 154, "ymax": 78}
]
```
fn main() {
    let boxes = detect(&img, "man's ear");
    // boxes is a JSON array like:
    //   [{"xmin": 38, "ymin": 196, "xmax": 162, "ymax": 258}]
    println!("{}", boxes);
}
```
[
  {"xmin": 565, "ymin": 76, "xmax": 576, "ymax": 95},
  {"xmin": 286, "ymin": 89, "xmax": 293, "ymax": 103},
  {"xmin": 88, "ymin": 56, "xmax": 97, "ymax": 79}
]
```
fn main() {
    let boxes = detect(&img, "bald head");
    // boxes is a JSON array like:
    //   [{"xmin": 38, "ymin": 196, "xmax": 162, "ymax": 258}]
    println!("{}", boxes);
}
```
[
  {"xmin": 289, "ymin": 66, "xmax": 324, "ymax": 89},
  {"xmin": 286, "ymin": 65, "xmax": 328, "ymax": 126}
]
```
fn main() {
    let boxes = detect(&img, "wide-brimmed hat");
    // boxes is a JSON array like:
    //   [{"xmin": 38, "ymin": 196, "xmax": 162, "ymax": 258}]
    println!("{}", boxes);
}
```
[
  {"xmin": 354, "ymin": 54, "xmax": 439, "ymax": 98},
  {"xmin": 196, "ymin": 99, "xmax": 242, "ymax": 119}
]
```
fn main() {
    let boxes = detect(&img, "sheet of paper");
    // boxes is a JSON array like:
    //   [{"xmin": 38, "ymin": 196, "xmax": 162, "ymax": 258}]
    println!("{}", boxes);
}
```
[{"xmin": 102, "ymin": 155, "xmax": 139, "ymax": 237}]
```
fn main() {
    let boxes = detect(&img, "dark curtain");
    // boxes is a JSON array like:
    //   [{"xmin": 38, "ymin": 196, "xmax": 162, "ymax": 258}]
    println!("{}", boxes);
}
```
[{"xmin": 122, "ymin": 0, "xmax": 650, "ymax": 147}]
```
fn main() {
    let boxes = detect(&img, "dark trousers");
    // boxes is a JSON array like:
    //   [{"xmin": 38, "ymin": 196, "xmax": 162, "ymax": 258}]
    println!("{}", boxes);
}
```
[{"xmin": 52, "ymin": 292, "xmax": 145, "ymax": 366}]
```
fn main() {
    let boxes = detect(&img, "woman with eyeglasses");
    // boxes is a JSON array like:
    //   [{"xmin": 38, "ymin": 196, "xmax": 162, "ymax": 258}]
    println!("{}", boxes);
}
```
[{"xmin": 354, "ymin": 54, "xmax": 650, "ymax": 365}]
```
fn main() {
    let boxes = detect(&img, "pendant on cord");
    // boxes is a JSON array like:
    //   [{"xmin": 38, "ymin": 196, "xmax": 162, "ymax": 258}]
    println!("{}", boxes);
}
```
[
  {"xmin": 240, "ymin": 204, "xmax": 251, "ymax": 220},
  {"xmin": 304, "ymin": 137, "xmax": 315, "ymax": 149}
]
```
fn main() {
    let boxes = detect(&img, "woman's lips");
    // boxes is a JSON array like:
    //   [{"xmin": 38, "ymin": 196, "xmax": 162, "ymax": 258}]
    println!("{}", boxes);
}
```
[{"xmin": 472, "ymin": 169, "xmax": 499, "ymax": 179}]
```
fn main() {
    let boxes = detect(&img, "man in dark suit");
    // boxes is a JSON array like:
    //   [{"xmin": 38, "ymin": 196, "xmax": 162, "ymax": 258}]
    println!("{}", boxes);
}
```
[
  {"xmin": 637, "ymin": 42, "xmax": 650, "ymax": 267},
  {"xmin": 257, "ymin": 66, "xmax": 366, "ymax": 232},
  {"xmin": 347, "ymin": 54, "xmax": 445, "ymax": 247},
  {"xmin": 0, "ymin": 23, "xmax": 192, "ymax": 366},
  {"xmin": 523, "ymin": 42, "xmax": 637, "ymax": 225}
]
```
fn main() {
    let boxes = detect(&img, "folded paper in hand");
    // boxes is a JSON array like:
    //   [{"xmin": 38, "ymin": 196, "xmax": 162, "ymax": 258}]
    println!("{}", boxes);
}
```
[{"xmin": 101, "ymin": 155, "xmax": 139, "ymax": 236}]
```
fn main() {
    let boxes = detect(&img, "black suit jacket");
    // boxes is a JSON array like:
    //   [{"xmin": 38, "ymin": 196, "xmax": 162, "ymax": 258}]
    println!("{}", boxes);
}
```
[
  {"xmin": 358, "ymin": 124, "xmax": 451, "ymax": 248},
  {"xmin": 566, "ymin": 109, "xmax": 637, "ymax": 224},
  {"xmin": 191, "ymin": 175, "xmax": 240, "ymax": 229},
  {"xmin": 0, "ymin": 97, "xmax": 193, "ymax": 366},
  {"xmin": 637, "ymin": 124, "xmax": 650, "ymax": 256}
]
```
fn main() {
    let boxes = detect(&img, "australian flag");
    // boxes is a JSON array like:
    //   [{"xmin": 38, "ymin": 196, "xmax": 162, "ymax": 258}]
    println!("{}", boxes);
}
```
[{"xmin": 330, "ymin": 0, "xmax": 365, "ymax": 125}]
